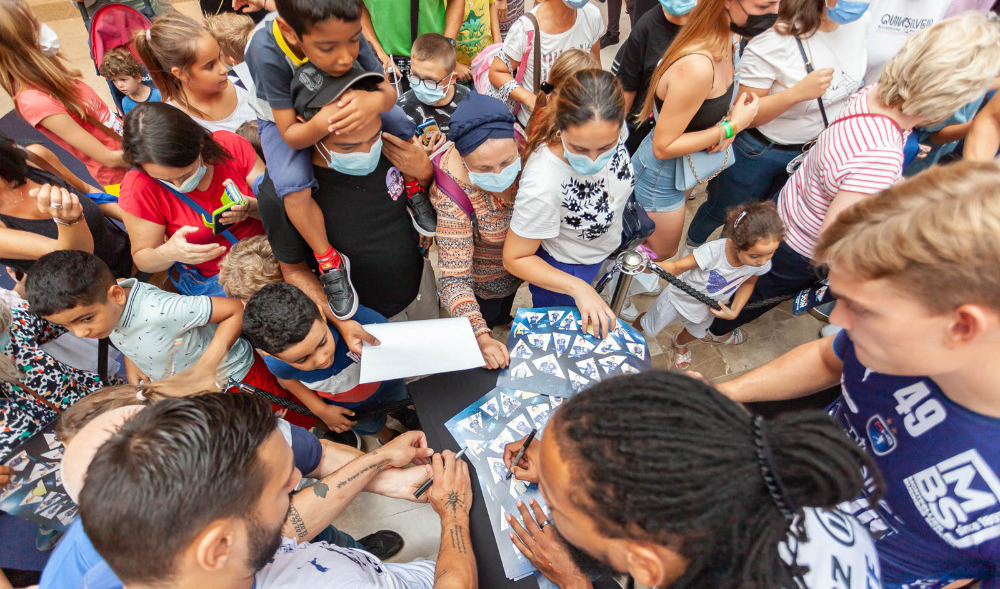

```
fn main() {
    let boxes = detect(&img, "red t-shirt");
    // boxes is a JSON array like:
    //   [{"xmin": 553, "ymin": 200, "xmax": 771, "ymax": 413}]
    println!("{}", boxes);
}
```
[
  {"xmin": 15, "ymin": 81, "xmax": 126, "ymax": 187},
  {"xmin": 120, "ymin": 131, "xmax": 265, "ymax": 276}
]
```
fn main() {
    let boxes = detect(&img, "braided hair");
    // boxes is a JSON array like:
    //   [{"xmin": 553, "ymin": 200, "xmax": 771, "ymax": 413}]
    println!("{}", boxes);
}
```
[{"xmin": 552, "ymin": 370, "xmax": 882, "ymax": 589}]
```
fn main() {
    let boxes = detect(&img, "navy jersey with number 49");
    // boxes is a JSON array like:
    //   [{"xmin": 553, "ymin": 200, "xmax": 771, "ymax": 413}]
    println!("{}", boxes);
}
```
[{"xmin": 829, "ymin": 331, "xmax": 1000, "ymax": 589}]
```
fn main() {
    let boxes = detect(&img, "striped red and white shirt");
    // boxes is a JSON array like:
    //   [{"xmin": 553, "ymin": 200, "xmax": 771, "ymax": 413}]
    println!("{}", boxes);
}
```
[{"xmin": 778, "ymin": 85, "xmax": 906, "ymax": 258}]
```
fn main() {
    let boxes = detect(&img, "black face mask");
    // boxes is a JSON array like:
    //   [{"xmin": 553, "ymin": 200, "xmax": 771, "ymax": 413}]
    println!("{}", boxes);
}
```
[{"xmin": 728, "ymin": 1, "xmax": 778, "ymax": 38}]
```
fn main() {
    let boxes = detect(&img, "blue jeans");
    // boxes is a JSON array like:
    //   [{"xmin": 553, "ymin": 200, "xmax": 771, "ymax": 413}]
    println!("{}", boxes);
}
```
[
  {"xmin": 687, "ymin": 131, "xmax": 798, "ymax": 245},
  {"xmin": 313, "ymin": 524, "xmax": 363, "ymax": 549},
  {"xmin": 333, "ymin": 379, "xmax": 409, "ymax": 435}
]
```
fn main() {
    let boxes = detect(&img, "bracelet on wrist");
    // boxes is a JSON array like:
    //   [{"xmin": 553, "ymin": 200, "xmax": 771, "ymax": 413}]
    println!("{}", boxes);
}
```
[
  {"xmin": 720, "ymin": 119, "xmax": 735, "ymax": 139},
  {"xmin": 53, "ymin": 215, "xmax": 84, "ymax": 226}
]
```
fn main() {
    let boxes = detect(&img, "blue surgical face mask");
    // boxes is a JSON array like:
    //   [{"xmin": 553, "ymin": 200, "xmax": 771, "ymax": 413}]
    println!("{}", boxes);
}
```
[
  {"xmin": 467, "ymin": 159, "xmax": 521, "ymax": 192},
  {"xmin": 160, "ymin": 161, "xmax": 207, "ymax": 193},
  {"xmin": 659, "ymin": 0, "xmax": 696, "ymax": 16},
  {"xmin": 826, "ymin": 0, "xmax": 870, "ymax": 24},
  {"xmin": 411, "ymin": 80, "xmax": 449, "ymax": 105},
  {"xmin": 561, "ymin": 136, "xmax": 617, "ymax": 175},
  {"xmin": 564, "ymin": 0, "xmax": 590, "ymax": 9},
  {"xmin": 318, "ymin": 138, "xmax": 383, "ymax": 176}
]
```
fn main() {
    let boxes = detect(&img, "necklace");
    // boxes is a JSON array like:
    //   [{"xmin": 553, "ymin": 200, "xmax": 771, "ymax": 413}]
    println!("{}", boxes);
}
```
[{"xmin": 0, "ymin": 185, "xmax": 28, "ymax": 207}]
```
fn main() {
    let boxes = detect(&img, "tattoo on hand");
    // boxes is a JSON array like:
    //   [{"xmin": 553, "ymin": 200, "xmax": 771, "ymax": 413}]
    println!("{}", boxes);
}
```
[
  {"xmin": 313, "ymin": 482, "xmax": 329, "ymax": 498},
  {"xmin": 435, "ymin": 569, "xmax": 448, "ymax": 581},
  {"xmin": 289, "ymin": 503, "xmax": 308, "ymax": 539},
  {"xmin": 336, "ymin": 459, "xmax": 388, "ymax": 489},
  {"xmin": 448, "ymin": 524, "xmax": 468, "ymax": 554},
  {"xmin": 445, "ymin": 491, "xmax": 464, "ymax": 515}
]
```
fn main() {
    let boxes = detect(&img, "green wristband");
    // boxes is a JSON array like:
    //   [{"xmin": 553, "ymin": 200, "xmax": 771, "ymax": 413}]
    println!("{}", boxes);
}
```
[{"xmin": 720, "ymin": 120, "xmax": 734, "ymax": 139}]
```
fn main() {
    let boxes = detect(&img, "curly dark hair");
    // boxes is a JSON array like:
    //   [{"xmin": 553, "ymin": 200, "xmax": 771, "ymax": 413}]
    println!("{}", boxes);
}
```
[
  {"xmin": 242, "ymin": 282, "xmax": 323, "ymax": 355},
  {"xmin": 551, "ymin": 371, "xmax": 881, "ymax": 589}
]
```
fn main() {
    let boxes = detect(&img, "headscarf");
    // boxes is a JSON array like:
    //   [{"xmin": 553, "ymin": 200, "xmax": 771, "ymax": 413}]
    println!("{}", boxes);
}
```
[{"xmin": 448, "ymin": 91, "xmax": 516, "ymax": 157}]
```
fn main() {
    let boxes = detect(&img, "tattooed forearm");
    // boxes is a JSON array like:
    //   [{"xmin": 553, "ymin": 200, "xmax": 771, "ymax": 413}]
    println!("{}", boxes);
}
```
[
  {"xmin": 313, "ymin": 481, "xmax": 329, "ymax": 498},
  {"xmin": 336, "ymin": 459, "xmax": 388, "ymax": 489},
  {"xmin": 448, "ymin": 524, "xmax": 468, "ymax": 554},
  {"xmin": 435, "ymin": 569, "xmax": 448, "ymax": 581},
  {"xmin": 289, "ymin": 503, "xmax": 308, "ymax": 539}
]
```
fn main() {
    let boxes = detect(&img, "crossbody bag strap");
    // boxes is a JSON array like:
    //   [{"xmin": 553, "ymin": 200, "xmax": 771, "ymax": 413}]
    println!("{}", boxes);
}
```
[
  {"xmin": 524, "ymin": 12, "xmax": 542, "ymax": 92},
  {"xmin": 831, "ymin": 112, "xmax": 904, "ymax": 138},
  {"xmin": 794, "ymin": 38, "xmax": 829, "ymax": 127},
  {"xmin": 410, "ymin": 0, "xmax": 420, "ymax": 44},
  {"xmin": 83, "ymin": 112, "xmax": 124, "ymax": 143},
  {"xmin": 431, "ymin": 149, "xmax": 481, "ymax": 239},
  {"xmin": 15, "ymin": 381, "xmax": 62, "ymax": 413},
  {"xmin": 159, "ymin": 181, "xmax": 239, "ymax": 245}
]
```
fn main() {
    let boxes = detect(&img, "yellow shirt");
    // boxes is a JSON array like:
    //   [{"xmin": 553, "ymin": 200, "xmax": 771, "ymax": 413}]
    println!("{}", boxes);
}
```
[{"xmin": 456, "ymin": 0, "xmax": 492, "ymax": 65}]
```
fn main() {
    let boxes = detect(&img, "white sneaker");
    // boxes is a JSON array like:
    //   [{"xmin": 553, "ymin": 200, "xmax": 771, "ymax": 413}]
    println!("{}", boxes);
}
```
[{"xmin": 618, "ymin": 298, "xmax": 639, "ymax": 322}]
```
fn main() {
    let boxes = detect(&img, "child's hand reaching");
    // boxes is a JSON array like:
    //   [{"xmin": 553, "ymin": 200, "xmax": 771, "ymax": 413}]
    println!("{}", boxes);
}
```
[
  {"xmin": 327, "ymin": 89, "xmax": 384, "ymax": 136},
  {"xmin": 710, "ymin": 301, "xmax": 739, "ymax": 320},
  {"xmin": 317, "ymin": 404, "xmax": 358, "ymax": 433}
]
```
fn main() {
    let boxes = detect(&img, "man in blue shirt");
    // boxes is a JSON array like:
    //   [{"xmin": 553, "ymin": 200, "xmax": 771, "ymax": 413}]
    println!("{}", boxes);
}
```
[{"xmin": 719, "ymin": 160, "xmax": 1000, "ymax": 589}]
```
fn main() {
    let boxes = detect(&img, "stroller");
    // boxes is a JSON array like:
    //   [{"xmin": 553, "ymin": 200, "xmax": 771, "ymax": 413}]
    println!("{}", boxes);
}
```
[{"xmin": 80, "ymin": 1, "xmax": 154, "ymax": 116}]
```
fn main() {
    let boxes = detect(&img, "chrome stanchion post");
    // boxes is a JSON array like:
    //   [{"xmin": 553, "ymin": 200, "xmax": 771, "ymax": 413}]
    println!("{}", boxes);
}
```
[{"xmin": 609, "ymin": 250, "xmax": 647, "ymax": 316}]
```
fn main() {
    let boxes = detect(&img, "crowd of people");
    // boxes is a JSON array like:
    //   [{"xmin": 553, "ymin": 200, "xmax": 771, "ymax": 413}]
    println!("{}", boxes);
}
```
[{"xmin": 1, "ymin": 0, "xmax": 999, "ymax": 586}]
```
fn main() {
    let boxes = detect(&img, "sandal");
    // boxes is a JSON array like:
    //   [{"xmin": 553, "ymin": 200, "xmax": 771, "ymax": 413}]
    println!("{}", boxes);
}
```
[
  {"xmin": 672, "ymin": 334, "xmax": 692, "ymax": 371},
  {"xmin": 703, "ymin": 328, "xmax": 748, "ymax": 346}
]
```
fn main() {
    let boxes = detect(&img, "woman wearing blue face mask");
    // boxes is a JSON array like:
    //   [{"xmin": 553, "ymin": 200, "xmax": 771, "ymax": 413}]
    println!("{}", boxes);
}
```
[
  {"xmin": 488, "ymin": 0, "xmax": 605, "ymax": 128},
  {"xmin": 431, "ymin": 92, "xmax": 525, "ymax": 369},
  {"xmin": 685, "ymin": 0, "xmax": 870, "ymax": 248},
  {"xmin": 119, "ymin": 102, "xmax": 266, "ymax": 296},
  {"xmin": 631, "ymin": 0, "xmax": 778, "ymax": 262},
  {"xmin": 503, "ymin": 70, "xmax": 633, "ymax": 340}
]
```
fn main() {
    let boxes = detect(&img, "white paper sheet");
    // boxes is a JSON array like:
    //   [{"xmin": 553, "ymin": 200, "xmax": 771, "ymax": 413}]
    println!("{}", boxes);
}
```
[{"xmin": 359, "ymin": 317, "xmax": 484, "ymax": 383}]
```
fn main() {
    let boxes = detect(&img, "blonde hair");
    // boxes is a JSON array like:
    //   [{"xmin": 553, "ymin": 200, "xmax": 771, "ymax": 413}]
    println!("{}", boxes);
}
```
[
  {"xmin": 217, "ymin": 235, "xmax": 283, "ymax": 301},
  {"xmin": 133, "ymin": 11, "xmax": 214, "ymax": 117},
  {"xmin": 815, "ymin": 160, "xmax": 1000, "ymax": 314},
  {"xmin": 639, "ymin": 0, "xmax": 732, "ymax": 122},
  {"xmin": 877, "ymin": 12, "xmax": 1000, "ymax": 125},
  {"xmin": 0, "ymin": 301, "xmax": 22, "ymax": 384},
  {"xmin": 0, "ymin": 0, "xmax": 87, "ymax": 119},
  {"xmin": 204, "ymin": 12, "xmax": 255, "ymax": 63},
  {"xmin": 527, "ymin": 49, "xmax": 599, "ymax": 132}
]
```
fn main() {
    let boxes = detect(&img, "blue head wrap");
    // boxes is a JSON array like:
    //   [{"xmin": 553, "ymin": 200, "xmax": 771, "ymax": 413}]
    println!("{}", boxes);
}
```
[{"xmin": 448, "ymin": 91, "xmax": 517, "ymax": 157}]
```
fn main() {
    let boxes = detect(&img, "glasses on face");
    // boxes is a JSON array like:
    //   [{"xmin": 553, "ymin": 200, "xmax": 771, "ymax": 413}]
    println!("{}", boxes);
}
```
[{"xmin": 407, "ymin": 72, "xmax": 452, "ymax": 90}]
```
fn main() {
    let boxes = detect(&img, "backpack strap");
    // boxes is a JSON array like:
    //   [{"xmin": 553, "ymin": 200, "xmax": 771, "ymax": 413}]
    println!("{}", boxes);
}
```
[
  {"xmin": 431, "ymin": 149, "xmax": 474, "ymax": 218},
  {"xmin": 524, "ymin": 12, "xmax": 542, "ymax": 92},
  {"xmin": 158, "ymin": 180, "xmax": 238, "ymax": 245}
]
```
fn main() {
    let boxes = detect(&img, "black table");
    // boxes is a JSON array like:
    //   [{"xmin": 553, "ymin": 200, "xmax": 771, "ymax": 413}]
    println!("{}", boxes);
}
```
[{"xmin": 408, "ymin": 368, "xmax": 539, "ymax": 589}]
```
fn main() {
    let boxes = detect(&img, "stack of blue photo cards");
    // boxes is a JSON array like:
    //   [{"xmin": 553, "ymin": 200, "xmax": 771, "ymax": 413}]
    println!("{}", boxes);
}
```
[
  {"xmin": 445, "ymin": 387, "xmax": 563, "ymax": 581},
  {"xmin": 497, "ymin": 306, "xmax": 651, "ymax": 397}
]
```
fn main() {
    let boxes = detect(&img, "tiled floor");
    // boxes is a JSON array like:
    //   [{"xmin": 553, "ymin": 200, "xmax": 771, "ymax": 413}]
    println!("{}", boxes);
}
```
[{"xmin": 9, "ymin": 0, "xmax": 826, "ymax": 581}]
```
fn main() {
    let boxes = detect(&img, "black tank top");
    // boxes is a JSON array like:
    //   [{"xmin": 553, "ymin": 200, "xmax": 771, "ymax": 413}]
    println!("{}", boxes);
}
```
[
  {"xmin": 0, "ymin": 166, "xmax": 133, "ymax": 277},
  {"xmin": 654, "ymin": 52, "xmax": 735, "ymax": 133}
]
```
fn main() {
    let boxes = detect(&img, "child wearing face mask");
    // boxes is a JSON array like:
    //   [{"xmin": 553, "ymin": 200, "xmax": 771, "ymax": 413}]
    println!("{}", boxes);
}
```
[
  {"xmin": 636, "ymin": 202, "xmax": 783, "ymax": 370},
  {"xmin": 397, "ymin": 33, "xmax": 471, "ymax": 155}
]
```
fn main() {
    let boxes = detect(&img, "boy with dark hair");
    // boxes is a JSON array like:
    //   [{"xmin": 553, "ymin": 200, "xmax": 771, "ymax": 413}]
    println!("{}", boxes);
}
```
[
  {"xmin": 98, "ymin": 47, "xmax": 160, "ymax": 115},
  {"xmin": 243, "ymin": 282, "xmax": 408, "ymax": 444},
  {"xmin": 244, "ymin": 0, "xmax": 435, "ymax": 322},
  {"xmin": 78, "ymin": 393, "xmax": 476, "ymax": 589},
  {"xmin": 23, "ymin": 250, "xmax": 312, "ymax": 427},
  {"xmin": 397, "ymin": 33, "xmax": 469, "ymax": 153}
]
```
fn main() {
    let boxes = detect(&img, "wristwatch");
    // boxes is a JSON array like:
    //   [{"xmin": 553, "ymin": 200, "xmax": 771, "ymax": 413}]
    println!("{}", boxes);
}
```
[{"xmin": 446, "ymin": 37, "xmax": 456, "ymax": 48}]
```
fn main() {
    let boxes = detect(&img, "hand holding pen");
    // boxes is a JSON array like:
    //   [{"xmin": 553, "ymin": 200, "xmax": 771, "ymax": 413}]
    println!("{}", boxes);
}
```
[{"xmin": 503, "ymin": 431, "xmax": 541, "ymax": 483}]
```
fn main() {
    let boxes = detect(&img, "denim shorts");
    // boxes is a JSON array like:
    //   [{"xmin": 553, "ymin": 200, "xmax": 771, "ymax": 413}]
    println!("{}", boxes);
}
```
[{"xmin": 631, "ymin": 133, "xmax": 686, "ymax": 213}]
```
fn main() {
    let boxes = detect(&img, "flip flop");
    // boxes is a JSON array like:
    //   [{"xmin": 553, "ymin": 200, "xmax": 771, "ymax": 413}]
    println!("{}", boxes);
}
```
[{"xmin": 672, "ymin": 334, "xmax": 692, "ymax": 371}]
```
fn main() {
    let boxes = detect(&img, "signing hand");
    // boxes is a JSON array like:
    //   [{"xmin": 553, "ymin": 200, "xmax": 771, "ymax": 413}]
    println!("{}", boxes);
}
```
[
  {"xmin": 163, "ymin": 225, "xmax": 227, "ymax": 265},
  {"xmin": 32, "ymin": 184, "xmax": 84, "ymax": 224},
  {"xmin": 572, "ymin": 283, "xmax": 616, "ymax": 340},
  {"xmin": 428, "ymin": 450, "xmax": 473, "ymax": 519},
  {"xmin": 379, "ymin": 430, "xmax": 434, "ymax": 467},
  {"xmin": 503, "ymin": 434, "xmax": 541, "ymax": 483},
  {"xmin": 509, "ymin": 500, "xmax": 590, "ymax": 588},
  {"xmin": 478, "ymin": 333, "xmax": 510, "ymax": 370},
  {"xmin": 368, "ymin": 463, "xmax": 434, "ymax": 502},
  {"xmin": 0, "ymin": 465, "xmax": 14, "ymax": 489}
]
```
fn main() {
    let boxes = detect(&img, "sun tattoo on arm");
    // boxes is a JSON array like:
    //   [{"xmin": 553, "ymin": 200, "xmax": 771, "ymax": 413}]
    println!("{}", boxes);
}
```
[{"xmin": 445, "ymin": 491, "xmax": 464, "ymax": 515}]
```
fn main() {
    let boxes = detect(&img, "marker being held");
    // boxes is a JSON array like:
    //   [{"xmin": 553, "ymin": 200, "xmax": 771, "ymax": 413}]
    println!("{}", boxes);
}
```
[{"xmin": 503, "ymin": 432, "xmax": 541, "ymax": 483}]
